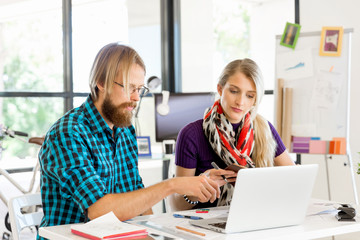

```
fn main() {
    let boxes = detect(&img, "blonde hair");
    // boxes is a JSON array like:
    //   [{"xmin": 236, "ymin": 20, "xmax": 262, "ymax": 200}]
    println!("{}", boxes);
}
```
[
  {"xmin": 218, "ymin": 58, "xmax": 276, "ymax": 167},
  {"xmin": 89, "ymin": 43, "xmax": 146, "ymax": 101}
]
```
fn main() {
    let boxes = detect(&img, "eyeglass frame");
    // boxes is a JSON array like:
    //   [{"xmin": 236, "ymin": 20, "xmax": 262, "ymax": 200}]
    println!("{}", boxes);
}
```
[{"xmin": 113, "ymin": 81, "xmax": 149, "ymax": 96}]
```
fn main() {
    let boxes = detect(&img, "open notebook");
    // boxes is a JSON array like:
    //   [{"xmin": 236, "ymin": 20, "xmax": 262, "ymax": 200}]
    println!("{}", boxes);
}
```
[{"xmin": 190, "ymin": 164, "xmax": 318, "ymax": 233}]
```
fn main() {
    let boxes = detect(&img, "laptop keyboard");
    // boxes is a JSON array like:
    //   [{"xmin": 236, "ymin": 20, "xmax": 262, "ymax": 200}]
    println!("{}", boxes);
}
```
[{"xmin": 209, "ymin": 222, "xmax": 227, "ymax": 229}]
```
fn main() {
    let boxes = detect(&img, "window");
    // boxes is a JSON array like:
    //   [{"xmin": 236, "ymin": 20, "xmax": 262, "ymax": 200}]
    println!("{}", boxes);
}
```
[
  {"xmin": 0, "ymin": 0, "xmax": 63, "ymax": 162},
  {"xmin": 180, "ymin": 0, "xmax": 294, "ymax": 123},
  {"xmin": 72, "ymin": 0, "xmax": 161, "ymax": 94},
  {"xmin": 0, "ymin": 0, "xmax": 161, "ymax": 162}
]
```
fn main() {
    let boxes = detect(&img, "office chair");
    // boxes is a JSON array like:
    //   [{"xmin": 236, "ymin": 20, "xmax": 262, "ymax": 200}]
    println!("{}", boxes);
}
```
[
  {"xmin": 8, "ymin": 193, "xmax": 43, "ymax": 240},
  {"xmin": 163, "ymin": 154, "xmax": 176, "ymax": 213}
]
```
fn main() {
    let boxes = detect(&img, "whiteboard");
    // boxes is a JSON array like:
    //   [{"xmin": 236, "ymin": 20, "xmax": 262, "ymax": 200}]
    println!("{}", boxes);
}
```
[{"xmin": 275, "ymin": 29, "xmax": 353, "ymax": 140}]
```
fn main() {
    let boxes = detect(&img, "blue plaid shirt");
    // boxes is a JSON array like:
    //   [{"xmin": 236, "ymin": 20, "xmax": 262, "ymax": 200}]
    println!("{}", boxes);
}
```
[{"xmin": 38, "ymin": 95, "xmax": 143, "ymax": 232}]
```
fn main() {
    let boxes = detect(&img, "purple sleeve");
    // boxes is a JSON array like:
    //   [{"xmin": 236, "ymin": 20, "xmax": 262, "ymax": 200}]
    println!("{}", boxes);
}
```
[
  {"xmin": 268, "ymin": 121, "xmax": 286, "ymax": 157},
  {"xmin": 175, "ymin": 120, "xmax": 203, "ymax": 169}
]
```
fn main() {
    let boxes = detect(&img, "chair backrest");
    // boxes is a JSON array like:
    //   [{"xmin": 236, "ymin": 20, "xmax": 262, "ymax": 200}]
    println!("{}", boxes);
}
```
[
  {"xmin": 164, "ymin": 155, "xmax": 176, "ymax": 213},
  {"xmin": 8, "ymin": 193, "xmax": 43, "ymax": 240}
]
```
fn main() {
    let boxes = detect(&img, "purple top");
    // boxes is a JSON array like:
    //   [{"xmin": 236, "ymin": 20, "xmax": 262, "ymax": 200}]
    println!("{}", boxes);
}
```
[
  {"xmin": 175, "ymin": 119, "xmax": 286, "ymax": 208},
  {"xmin": 175, "ymin": 119, "xmax": 286, "ymax": 176}
]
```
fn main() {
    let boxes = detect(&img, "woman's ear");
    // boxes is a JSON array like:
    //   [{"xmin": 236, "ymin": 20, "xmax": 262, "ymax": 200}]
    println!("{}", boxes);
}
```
[{"xmin": 217, "ymin": 84, "xmax": 223, "ymax": 96}]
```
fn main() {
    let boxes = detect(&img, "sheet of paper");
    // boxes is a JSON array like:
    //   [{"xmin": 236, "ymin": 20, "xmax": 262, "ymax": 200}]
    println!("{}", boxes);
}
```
[
  {"xmin": 145, "ymin": 215, "xmax": 220, "ymax": 240},
  {"xmin": 276, "ymin": 49, "xmax": 314, "ymax": 80},
  {"xmin": 310, "ymin": 70, "xmax": 343, "ymax": 110},
  {"xmin": 133, "ymin": 207, "xmax": 230, "ymax": 240},
  {"xmin": 307, "ymin": 200, "xmax": 339, "ymax": 216}
]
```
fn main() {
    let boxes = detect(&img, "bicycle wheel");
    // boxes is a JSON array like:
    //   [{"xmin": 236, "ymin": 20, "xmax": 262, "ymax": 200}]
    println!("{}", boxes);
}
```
[{"xmin": 4, "ymin": 212, "xmax": 11, "ymax": 232}]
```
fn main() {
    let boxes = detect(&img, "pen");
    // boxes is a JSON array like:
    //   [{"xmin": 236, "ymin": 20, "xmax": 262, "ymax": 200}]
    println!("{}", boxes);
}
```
[
  {"xmin": 211, "ymin": 162, "xmax": 228, "ymax": 183},
  {"xmin": 175, "ymin": 226, "xmax": 206, "ymax": 236},
  {"xmin": 173, "ymin": 214, "xmax": 203, "ymax": 220}
]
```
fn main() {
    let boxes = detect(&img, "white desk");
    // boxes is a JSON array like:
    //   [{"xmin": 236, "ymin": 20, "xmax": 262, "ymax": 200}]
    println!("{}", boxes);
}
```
[{"xmin": 39, "ymin": 199, "xmax": 360, "ymax": 240}]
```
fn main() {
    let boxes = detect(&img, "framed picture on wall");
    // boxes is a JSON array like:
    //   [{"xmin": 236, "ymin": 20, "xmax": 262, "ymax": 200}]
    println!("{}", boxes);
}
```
[
  {"xmin": 280, "ymin": 22, "xmax": 301, "ymax": 49},
  {"xmin": 319, "ymin": 26, "xmax": 344, "ymax": 57},
  {"xmin": 137, "ymin": 136, "xmax": 152, "ymax": 157}
]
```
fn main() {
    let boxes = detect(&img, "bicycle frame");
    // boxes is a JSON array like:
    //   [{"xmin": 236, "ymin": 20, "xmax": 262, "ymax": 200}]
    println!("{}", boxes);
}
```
[
  {"xmin": 0, "ymin": 125, "xmax": 42, "ymax": 207},
  {"xmin": 0, "ymin": 125, "xmax": 43, "ymax": 234},
  {"xmin": 0, "ymin": 161, "xmax": 40, "ymax": 207}
]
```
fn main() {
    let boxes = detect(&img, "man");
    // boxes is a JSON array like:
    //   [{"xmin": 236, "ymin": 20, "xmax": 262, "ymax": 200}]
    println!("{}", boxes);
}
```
[{"xmin": 38, "ymin": 43, "xmax": 220, "ymax": 232}]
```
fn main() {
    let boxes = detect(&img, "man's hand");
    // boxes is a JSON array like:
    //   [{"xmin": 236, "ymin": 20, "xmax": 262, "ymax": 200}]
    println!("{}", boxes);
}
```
[{"xmin": 172, "ymin": 175, "xmax": 221, "ymax": 203}]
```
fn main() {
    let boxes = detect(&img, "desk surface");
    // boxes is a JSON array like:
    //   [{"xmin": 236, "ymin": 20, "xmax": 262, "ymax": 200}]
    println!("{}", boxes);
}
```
[{"xmin": 39, "ymin": 199, "xmax": 360, "ymax": 240}]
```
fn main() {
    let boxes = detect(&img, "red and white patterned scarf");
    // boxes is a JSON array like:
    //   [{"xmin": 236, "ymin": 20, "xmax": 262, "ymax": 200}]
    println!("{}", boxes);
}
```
[{"xmin": 203, "ymin": 99, "xmax": 255, "ymax": 205}]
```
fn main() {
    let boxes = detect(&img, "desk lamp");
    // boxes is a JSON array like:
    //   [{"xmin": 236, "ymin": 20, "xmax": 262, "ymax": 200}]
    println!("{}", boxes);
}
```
[{"xmin": 134, "ymin": 76, "xmax": 161, "ymax": 136}]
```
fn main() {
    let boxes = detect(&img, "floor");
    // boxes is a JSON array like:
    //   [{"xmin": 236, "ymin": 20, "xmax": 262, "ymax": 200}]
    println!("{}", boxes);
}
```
[{"xmin": 0, "ymin": 171, "xmax": 39, "ymax": 240}]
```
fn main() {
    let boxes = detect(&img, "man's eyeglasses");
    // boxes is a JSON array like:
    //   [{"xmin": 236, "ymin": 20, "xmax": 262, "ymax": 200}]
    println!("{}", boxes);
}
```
[{"xmin": 114, "ymin": 81, "xmax": 149, "ymax": 96}]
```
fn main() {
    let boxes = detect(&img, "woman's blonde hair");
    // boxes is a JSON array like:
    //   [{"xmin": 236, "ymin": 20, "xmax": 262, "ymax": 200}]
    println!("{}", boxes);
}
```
[
  {"xmin": 218, "ymin": 58, "xmax": 276, "ymax": 167},
  {"xmin": 89, "ymin": 43, "xmax": 146, "ymax": 101}
]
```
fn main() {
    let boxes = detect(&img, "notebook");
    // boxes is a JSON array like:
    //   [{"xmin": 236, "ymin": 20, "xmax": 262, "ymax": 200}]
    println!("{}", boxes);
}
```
[
  {"xmin": 71, "ymin": 211, "xmax": 147, "ymax": 239},
  {"xmin": 189, "ymin": 164, "xmax": 318, "ymax": 233}
]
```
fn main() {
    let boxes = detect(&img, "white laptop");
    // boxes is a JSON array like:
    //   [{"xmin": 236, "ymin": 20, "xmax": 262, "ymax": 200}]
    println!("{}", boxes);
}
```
[{"xmin": 189, "ymin": 164, "xmax": 318, "ymax": 233}]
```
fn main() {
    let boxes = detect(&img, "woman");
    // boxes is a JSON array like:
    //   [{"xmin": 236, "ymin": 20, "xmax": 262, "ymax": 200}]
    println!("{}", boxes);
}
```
[{"xmin": 169, "ymin": 58, "xmax": 295, "ymax": 211}]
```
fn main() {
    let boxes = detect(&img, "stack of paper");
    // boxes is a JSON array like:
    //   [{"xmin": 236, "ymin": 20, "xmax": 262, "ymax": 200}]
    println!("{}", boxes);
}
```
[{"xmin": 71, "ymin": 212, "xmax": 147, "ymax": 240}]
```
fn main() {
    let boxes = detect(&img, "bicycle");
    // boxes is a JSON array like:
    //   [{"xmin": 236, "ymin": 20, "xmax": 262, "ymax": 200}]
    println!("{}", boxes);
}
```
[{"xmin": 0, "ymin": 124, "xmax": 44, "ymax": 236}]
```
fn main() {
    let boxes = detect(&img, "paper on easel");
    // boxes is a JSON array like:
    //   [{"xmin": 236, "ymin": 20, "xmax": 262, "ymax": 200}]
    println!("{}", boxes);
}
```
[{"xmin": 71, "ymin": 211, "xmax": 147, "ymax": 240}]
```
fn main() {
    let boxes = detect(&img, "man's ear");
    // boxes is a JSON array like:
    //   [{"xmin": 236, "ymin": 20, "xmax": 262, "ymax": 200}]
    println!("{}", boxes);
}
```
[{"xmin": 96, "ymin": 82, "xmax": 105, "ymax": 92}]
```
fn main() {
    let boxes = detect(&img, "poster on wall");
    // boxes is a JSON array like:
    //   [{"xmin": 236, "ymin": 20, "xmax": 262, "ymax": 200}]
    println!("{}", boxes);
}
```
[
  {"xmin": 137, "ymin": 136, "xmax": 152, "ymax": 157},
  {"xmin": 280, "ymin": 22, "xmax": 301, "ymax": 49},
  {"xmin": 319, "ymin": 26, "xmax": 344, "ymax": 57}
]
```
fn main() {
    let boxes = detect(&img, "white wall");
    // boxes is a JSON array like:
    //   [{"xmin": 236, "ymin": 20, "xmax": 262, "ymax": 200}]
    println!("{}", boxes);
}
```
[
  {"xmin": 250, "ymin": 0, "xmax": 294, "ymax": 90},
  {"xmin": 300, "ymin": 0, "xmax": 360, "ymax": 202},
  {"xmin": 250, "ymin": 0, "xmax": 294, "ymax": 123}
]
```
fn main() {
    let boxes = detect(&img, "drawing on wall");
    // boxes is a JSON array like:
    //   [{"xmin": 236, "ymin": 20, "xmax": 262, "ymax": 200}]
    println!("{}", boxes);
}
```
[
  {"xmin": 319, "ymin": 26, "xmax": 344, "ymax": 57},
  {"xmin": 311, "ymin": 70, "xmax": 343, "ymax": 110},
  {"xmin": 280, "ymin": 22, "xmax": 301, "ymax": 49},
  {"xmin": 276, "ymin": 49, "xmax": 314, "ymax": 80}
]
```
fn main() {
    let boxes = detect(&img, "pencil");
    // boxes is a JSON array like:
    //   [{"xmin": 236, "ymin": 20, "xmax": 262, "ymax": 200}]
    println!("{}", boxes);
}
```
[
  {"xmin": 175, "ymin": 226, "xmax": 206, "ymax": 236},
  {"xmin": 211, "ymin": 162, "xmax": 228, "ymax": 182}
]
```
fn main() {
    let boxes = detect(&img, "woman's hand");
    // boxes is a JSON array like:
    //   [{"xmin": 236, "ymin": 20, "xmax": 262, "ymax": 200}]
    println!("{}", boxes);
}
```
[{"xmin": 201, "ymin": 169, "xmax": 237, "ymax": 186}]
